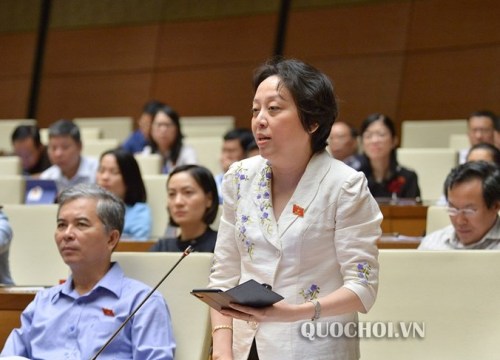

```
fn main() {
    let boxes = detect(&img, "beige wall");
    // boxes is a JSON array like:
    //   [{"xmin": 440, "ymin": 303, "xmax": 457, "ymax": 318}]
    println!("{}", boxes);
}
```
[{"xmin": 0, "ymin": 0, "xmax": 498, "ymax": 134}]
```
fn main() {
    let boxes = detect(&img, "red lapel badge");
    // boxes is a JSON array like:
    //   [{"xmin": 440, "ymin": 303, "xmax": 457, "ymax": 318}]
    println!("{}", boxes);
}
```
[
  {"xmin": 293, "ymin": 204, "xmax": 304, "ymax": 217},
  {"xmin": 102, "ymin": 308, "xmax": 115, "ymax": 317}
]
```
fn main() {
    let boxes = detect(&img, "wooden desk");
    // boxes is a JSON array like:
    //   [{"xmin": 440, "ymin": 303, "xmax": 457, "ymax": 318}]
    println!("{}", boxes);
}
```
[
  {"xmin": 0, "ymin": 288, "xmax": 38, "ymax": 348},
  {"xmin": 377, "ymin": 236, "xmax": 422, "ymax": 249},
  {"xmin": 379, "ymin": 204, "xmax": 428, "ymax": 237},
  {"xmin": 115, "ymin": 241, "xmax": 156, "ymax": 252}
]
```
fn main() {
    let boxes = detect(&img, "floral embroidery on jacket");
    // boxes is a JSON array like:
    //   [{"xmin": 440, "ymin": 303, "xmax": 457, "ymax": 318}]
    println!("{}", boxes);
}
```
[
  {"xmin": 357, "ymin": 262, "xmax": 372, "ymax": 284},
  {"xmin": 256, "ymin": 163, "xmax": 274, "ymax": 234},
  {"xmin": 233, "ymin": 163, "xmax": 249, "ymax": 200},
  {"xmin": 236, "ymin": 214, "xmax": 255, "ymax": 259},
  {"xmin": 300, "ymin": 284, "xmax": 321, "ymax": 301}
]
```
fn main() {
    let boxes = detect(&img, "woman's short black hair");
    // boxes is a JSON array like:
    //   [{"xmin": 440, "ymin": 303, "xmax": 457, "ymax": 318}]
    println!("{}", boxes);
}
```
[
  {"xmin": 253, "ymin": 57, "xmax": 338, "ymax": 154},
  {"xmin": 99, "ymin": 148, "xmax": 147, "ymax": 206},
  {"xmin": 167, "ymin": 164, "xmax": 219, "ymax": 227}
]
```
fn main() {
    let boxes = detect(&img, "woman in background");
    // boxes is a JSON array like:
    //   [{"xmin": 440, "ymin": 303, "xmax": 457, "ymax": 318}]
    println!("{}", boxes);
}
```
[
  {"xmin": 142, "ymin": 104, "xmax": 197, "ymax": 173},
  {"xmin": 96, "ymin": 148, "xmax": 152, "ymax": 240},
  {"xmin": 359, "ymin": 113, "xmax": 421, "ymax": 200},
  {"xmin": 150, "ymin": 164, "xmax": 219, "ymax": 253}
]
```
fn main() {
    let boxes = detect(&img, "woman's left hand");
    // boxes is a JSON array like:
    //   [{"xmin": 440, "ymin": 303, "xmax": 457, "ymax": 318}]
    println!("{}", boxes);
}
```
[{"xmin": 219, "ymin": 301, "xmax": 301, "ymax": 323}]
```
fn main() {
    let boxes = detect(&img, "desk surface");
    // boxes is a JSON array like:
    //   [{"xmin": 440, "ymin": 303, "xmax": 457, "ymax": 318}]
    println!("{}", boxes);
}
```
[
  {"xmin": 115, "ymin": 241, "xmax": 156, "ymax": 252},
  {"xmin": 0, "ymin": 288, "xmax": 38, "ymax": 349},
  {"xmin": 378, "ymin": 203, "xmax": 428, "ymax": 237}
]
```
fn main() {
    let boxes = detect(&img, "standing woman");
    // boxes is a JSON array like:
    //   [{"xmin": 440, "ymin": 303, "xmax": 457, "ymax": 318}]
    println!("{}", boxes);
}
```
[
  {"xmin": 358, "ymin": 113, "xmax": 421, "ymax": 200},
  {"xmin": 150, "ymin": 164, "xmax": 219, "ymax": 253},
  {"xmin": 209, "ymin": 58, "xmax": 382, "ymax": 360},
  {"xmin": 96, "ymin": 148, "xmax": 152, "ymax": 241},
  {"xmin": 142, "ymin": 104, "xmax": 197, "ymax": 173}
]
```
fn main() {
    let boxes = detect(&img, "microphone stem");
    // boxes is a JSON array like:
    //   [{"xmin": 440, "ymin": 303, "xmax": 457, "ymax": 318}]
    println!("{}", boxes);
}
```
[{"xmin": 90, "ymin": 246, "xmax": 193, "ymax": 360}]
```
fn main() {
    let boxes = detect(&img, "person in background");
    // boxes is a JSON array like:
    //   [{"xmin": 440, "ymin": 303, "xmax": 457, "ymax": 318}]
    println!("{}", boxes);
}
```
[
  {"xmin": 121, "ymin": 100, "xmax": 165, "ymax": 154},
  {"xmin": 209, "ymin": 58, "xmax": 381, "ymax": 359},
  {"xmin": 11, "ymin": 125, "xmax": 52, "ymax": 176},
  {"xmin": 435, "ymin": 143, "xmax": 500, "ymax": 206},
  {"xmin": 0, "ymin": 184, "xmax": 175, "ymax": 358},
  {"xmin": 0, "ymin": 206, "xmax": 14, "ymax": 285},
  {"xmin": 419, "ymin": 161, "xmax": 500, "ymax": 250},
  {"xmin": 215, "ymin": 128, "xmax": 254, "ymax": 203},
  {"xmin": 327, "ymin": 120, "xmax": 361, "ymax": 169},
  {"xmin": 141, "ymin": 104, "xmax": 197, "ymax": 174},
  {"xmin": 245, "ymin": 140, "xmax": 259, "ymax": 158},
  {"xmin": 150, "ymin": 164, "xmax": 219, "ymax": 253},
  {"xmin": 466, "ymin": 142, "xmax": 500, "ymax": 166},
  {"xmin": 358, "ymin": 113, "xmax": 421, "ymax": 200},
  {"xmin": 459, "ymin": 110, "xmax": 498, "ymax": 164},
  {"xmin": 40, "ymin": 119, "xmax": 99, "ymax": 192},
  {"xmin": 96, "ymin": 148, "xmax": 152, "ymax": 241}
]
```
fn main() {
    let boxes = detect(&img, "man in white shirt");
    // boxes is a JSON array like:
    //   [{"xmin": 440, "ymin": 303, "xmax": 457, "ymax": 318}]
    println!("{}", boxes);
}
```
[
  {"xmin": 419, "ymin": 161, "xmax": 500, "ymax": 249},
  {"xmin": 327, "ymin": 121, "xmax": 361, "ymax": 169},
  {"xmin": 458, "ymin": 110, "xmax": 498, "ymax": 164},
  {"xmin": 40, "ymin": 119, "xmax": 98, "ymax": 192}
]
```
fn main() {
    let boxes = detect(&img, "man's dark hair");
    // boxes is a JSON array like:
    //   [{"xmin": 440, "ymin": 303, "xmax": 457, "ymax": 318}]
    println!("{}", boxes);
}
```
[
  {"xmin": 223, "ymin": 128, "xmax": 254, "ymax": 154},
  {"xmin": 444, "ymin": 161, "xmax": 500, "ymax": 209},
  {"xmin": 11, "ymin": 125, "xmax": 43, "ymax": 147},
  {"xmin": 48, "ymin": 119, "xmax": 81, "ymax": 144}
]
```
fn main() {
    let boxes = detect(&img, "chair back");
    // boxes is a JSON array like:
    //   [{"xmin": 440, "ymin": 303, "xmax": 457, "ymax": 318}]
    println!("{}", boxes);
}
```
[
  {"xmin": 74, "ymin": 117, "xmax": 133, "ymax": 143},
  {"xmin": 181, "ymin": 116, "xmax": 234, "ymax": 138},
  {"xmin": 359, "ymin": 250, "xmax": 500, "ymax": 360},
  {"xmin": 448, "ymin": 133, "xmax": 470, "ymax": 150},
  {"xmin": 184, "ymin": 136, "xmax": 223, "ymax": 175},
  {"xmin": 0, "ymin": 176, "xmax": 25, "ymax": 204},
  {"xmin": 0, "ymin": 156, "xmax": 22, "ymax": 175},
  {"xmin": 3, "ymin": 204, "xmax": 68, "ymax": 285},
  {"xmin": 397, "ymin": 148, "xmax": 457, "ymax": 202},
  {"xmin": 142, "ymin": 174, "xmax": 169, "ymax": 237},
  {"xmin": 0, "ymin": 119, "xmax": 37, "ymax": 154},
  {"xmin": 401, "ymin": 119, "xmax": 467, "ymax": 148},
  {"xmin": 426, "ymin": 205, "xmax": 451, "ymax": 234},
  {"xmin": 111, "ymin": 252, "xmax": 213, "ymax": 360},
  {"xmin": 81, "ymin": 139, "xmax": 120, "ymax": 158},
  {"xmin": 134, "ymin": 154, "xmax": 162, "ymax": 175}
]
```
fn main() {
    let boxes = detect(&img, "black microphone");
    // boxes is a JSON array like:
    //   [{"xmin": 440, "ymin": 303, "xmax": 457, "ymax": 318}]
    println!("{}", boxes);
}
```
[{"xmin": 90, "ymin": 245, "xmax": 194, "ymax": 360}]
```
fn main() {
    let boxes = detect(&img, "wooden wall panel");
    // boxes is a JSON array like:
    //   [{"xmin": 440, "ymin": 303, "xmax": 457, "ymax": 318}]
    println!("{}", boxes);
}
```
[
  {"xmin": 151, "ymin": 64, "xmax": 257, "ymax": 128},
  {"xmin": 398, "ymin": 45, "xmax": 500, "ymax": 121},
  {"xmin": 36, "ymin": 73, "xmax": 153, "ymax": 127},
  {"xmin": 408, "ymin": 0, "xmax": 500, "ymax": 50},
  {"xmin": 314, "ymin": 55, "xmax": 405, "ymax": 129},
  {"xmin": 286, "ymin": 1, "xmax": 411, "ymax": 58},
  {"xmin": 0, "ymin": 33, "xmax": 36, "ymax": 76},
  {"xmin": 156, "ymin": 15, "xmax": 277, "ymax": 68},
  {"xmin": 0, "ymin": 79, "xmax": 31, "ymax": 118},
  {"xmin": 1, "ymin": 0, "xmax": 499, "ymax": 130},
  {"xmin": 44, "ymin": 25, "xmax": 160, "ymax": 74}
]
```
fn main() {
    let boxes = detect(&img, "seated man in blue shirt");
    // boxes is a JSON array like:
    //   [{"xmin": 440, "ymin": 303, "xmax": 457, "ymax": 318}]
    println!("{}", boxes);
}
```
[{"xmin": 1, "ymin": 184, "xmax": 175, "ymax": 359}]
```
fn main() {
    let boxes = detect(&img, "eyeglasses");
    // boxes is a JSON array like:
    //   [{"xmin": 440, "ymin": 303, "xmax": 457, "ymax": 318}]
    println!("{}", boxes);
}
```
[
  {"xmin": 446, "ymin": 207, "xmax": 478, "ymax": 217},
  {"xmin": 153, "ymin": 122, "xmax": 175, "ymax": 129},
  {"xmin": 362, "ymin": 132, "xmax": 390, "ymax": 140}
]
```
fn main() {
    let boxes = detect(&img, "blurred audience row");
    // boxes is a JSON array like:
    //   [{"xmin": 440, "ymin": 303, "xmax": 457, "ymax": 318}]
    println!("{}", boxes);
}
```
[{"xmin": 327, "ymin": 110, "xmax": 499, "ymax": 201}]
